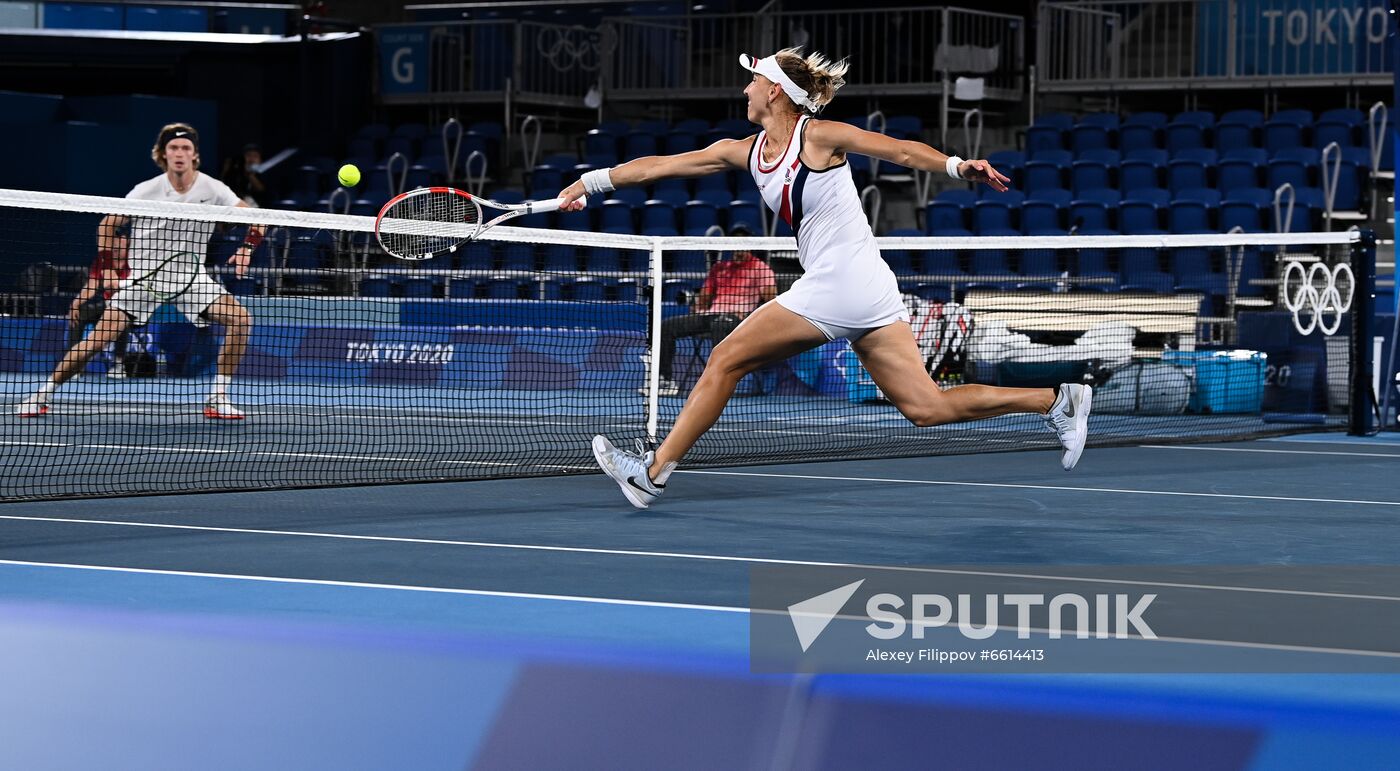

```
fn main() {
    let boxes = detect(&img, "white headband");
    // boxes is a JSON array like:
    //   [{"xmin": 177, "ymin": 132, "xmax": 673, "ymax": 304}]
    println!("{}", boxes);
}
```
[{"xmin": 739, "ymin": 53, "xmax": 819, "ymax": 112}]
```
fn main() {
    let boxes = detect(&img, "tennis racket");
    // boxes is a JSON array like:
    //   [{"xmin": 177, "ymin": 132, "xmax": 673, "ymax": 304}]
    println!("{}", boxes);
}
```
[
  {"xmin": 374, "ymin": 187, "xmax": 586, "ymax": 261},
  {"xmin": 126, "ymin": 251, "xmax": 203, "ymax": 303}
]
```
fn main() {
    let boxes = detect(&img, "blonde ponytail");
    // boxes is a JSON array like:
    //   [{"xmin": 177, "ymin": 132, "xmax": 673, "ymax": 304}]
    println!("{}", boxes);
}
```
[{"xmin": 773, "ymin": 46, "xmax": 849, "ymax": 113}]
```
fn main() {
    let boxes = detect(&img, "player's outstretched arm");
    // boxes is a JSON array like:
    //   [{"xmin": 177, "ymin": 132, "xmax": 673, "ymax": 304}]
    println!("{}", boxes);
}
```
[
  {"xmin": 806, "ymin": 120, "xmax": 1011, "ymax": 192},
  {"xmin": 558, "ymin": 137, "xmax": 754, "ymax": 209}
]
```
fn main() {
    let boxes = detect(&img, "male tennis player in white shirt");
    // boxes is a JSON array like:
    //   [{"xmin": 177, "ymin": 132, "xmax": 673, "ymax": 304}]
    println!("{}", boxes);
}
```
[{"xmin": 18, "ymin": 123, "xmax": 261, "ymax": 420}]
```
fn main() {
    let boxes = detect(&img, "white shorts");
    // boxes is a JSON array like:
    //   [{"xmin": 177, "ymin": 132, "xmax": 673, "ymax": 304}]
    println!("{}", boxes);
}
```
[
  {"xmin": 110, "ymin": 271, "xmax": 228, "ymax": 326},
  {"xmin": 774, "ymin": 274, "xmax": 908, "ymax": 342}
]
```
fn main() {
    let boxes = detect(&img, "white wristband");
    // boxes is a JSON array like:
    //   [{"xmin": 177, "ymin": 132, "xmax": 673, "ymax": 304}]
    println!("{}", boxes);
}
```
[
  {"xmin": 945, "ymin": 156, "xmax": 964, "ymax": 180},
  {"xmin": 580, "ymin": 168, "xmax": 615, "ymax": 197}
]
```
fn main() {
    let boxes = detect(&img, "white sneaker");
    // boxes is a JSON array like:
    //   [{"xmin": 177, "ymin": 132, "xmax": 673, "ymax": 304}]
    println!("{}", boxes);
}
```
[
  {"xmin": 16, "ymin": 394, "xmax": 49, "ymax": 418},
  {"xmin": 637, "ymin": 377, "xmax": 681, "ymax": 398},
  {"xmin": 107, "ymin": 361, "xmax": 125, "ymax": 379},
  {"xmin": 1044, "ymin": 383, "xmax": 1092, "ymax": 471},
  {"xmin": 204, "ymin": 395, "xmax": 245, "ymax": 420},
  {"xmin": 591, "ymin": 435, "xmax": 676, "ymax": 509}
]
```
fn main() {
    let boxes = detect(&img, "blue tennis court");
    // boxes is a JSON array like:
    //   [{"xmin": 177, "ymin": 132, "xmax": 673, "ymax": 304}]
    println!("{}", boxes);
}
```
[{"xmin": 3, "ymin": 431, "xmax": 1400, "ymax": 769}]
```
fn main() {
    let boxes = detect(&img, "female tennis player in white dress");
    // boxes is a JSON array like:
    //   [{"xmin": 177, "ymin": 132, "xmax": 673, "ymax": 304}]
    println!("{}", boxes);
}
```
[{"xmin": 559, "ymin": 48, "xmax": 1092, "ymax": 508}]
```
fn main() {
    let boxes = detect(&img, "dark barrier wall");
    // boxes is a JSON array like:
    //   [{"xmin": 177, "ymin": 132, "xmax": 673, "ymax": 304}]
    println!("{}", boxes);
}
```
[{"xmin": 0, "ymin": 29, "xmax": 371, "ymax": 195}]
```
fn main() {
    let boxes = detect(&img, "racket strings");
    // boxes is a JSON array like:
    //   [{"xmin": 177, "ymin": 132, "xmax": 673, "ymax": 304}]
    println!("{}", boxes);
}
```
[{"xmin": 379, "ymin": 192, "xmax": 480, "ymax": 259}]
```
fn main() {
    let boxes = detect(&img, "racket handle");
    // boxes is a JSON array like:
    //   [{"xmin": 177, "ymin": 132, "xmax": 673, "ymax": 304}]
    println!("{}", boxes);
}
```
[{"xmin": 528, "ymin": 195, "xmax": 585, "ymax": 214}]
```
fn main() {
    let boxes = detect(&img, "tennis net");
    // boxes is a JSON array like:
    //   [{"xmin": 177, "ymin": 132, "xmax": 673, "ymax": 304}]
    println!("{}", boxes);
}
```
[{"xmin": 0, "ymin": 188, "xmax": 1377, "ymax": 500}]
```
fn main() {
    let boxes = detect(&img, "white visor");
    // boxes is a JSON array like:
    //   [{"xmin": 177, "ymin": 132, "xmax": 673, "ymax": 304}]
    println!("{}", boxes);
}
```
[{"xmin": 739, "ymin": 53, "xmax": 818, "ymax": 112}]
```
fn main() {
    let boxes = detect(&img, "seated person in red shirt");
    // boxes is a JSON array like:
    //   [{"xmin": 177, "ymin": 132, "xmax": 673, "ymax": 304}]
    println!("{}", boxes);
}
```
[
  {"xmin": 653, "ymin": 223, "xmax": 777, "ymax": 396},
  {"xmin": 67, "ymin": 242, "xmax": 132, "ymax": 378}
]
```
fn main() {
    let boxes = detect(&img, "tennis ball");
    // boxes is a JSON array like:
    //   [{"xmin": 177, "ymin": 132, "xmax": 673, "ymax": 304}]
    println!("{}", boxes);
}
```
[{"xmin": 338, "ymin": 164, "xmax": 361, "ymax": 187}]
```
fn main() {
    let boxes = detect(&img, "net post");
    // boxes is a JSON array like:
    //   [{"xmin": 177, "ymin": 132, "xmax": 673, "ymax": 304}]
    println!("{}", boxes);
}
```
[
  {"xmin": 1349, "ymin": 229, "xmax": 1377, "ymax": 436},
  {"xmin": 646, "ymin": 237, "xmax": 663, "ymax": 446}
]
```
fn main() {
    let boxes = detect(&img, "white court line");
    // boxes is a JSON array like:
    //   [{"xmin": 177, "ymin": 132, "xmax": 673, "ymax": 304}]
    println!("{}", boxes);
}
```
[
  {"xmin": 1, "ymin": 559, "xmax": 1396, "ymax": 661},
  {"xmin": 1142, "ymin": 444, "xmax": 1400, "ymax": 459},
  {"xmin": 0, "ymin": 559, "xmax": 744, "ymax": 614},
  {"xmin": 1, "ymin": 514, "xmax": 1397, "ymax": 601},
  {"xmin": 1264, "ymin": 437, "xmax": 1400, "ymax": 448},
  {"xmin": 677, "ymin": 469, "xmax": 1400, "ymax": 508},
  {"xmin": 0, "ymin": 440, "xmax": 511, "ymax": 467}
]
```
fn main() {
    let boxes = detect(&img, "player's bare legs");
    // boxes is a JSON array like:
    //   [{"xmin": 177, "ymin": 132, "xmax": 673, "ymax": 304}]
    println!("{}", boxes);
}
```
[
  {"xmin": 199, "ymin": 295, "xmax": 252, "ymax": 420},
  {"xmin": 16, "ymin": 307, "xmax": 132, "ymax": 417}
]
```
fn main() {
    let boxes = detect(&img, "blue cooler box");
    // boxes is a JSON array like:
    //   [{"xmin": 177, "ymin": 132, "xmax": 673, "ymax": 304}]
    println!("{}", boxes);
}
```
[{"xmin": 1162, "ymin": 350, "xmax": 1266, "ymax": 414}]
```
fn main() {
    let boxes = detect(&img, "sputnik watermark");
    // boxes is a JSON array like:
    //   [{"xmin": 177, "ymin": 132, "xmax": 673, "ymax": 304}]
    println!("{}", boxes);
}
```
[{"xmin": 787, "ymin": 581, "xmax": 1156, "ymax": 653}]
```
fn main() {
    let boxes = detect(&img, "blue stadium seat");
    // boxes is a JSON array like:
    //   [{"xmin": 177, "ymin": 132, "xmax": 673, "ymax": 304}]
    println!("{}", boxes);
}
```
[
  {"xmin": 1070, "ymin": 157, "xmax": 1112, "ymax": 194},
  {"xmin": 458, "ymin": 242, "xmax": 493, "ymax": 269},
  {"xmin": 1171, "ymin": 248, "xmax": 1228, "ymax": 296},
  {"xmin": 1273, "ymin": 186, "xmax": 1324, "ymax": 232},
  {"xmin": 1120, "ymin": 188, "xmax": 1170, "ymax": 234},
  {"xmin": 987, "ymin": 150, "xmax": 1025, "ymax": 188},
  {"xmin": 584, "ymin": 130, "xmax": 619, "ymax": 159},
  {"xmin": 651, "ymin": 178, "xmax": 690, "ymax": 207},
  {"xmin": 642, "ymin": 224, "xmax": 680, "ymax": 238},
  {"xmin": 385, "ymin": 136, "xmax": 415, "ymax": 159},
  {"xmin": 1327, "ymin": 146, "xmax": 1370, "ymax": 211},
  {"xmin": 1169, "ymin": 188, "xmax": 1221, "ymax": 233},
  {"xmin": 596, "ymin": 120, "xmax": 630, "ymax": 135},
  {"xmin": 1069, "ymin": 188, "xmax": 1119, "ymax": 231},
  {"xmin": 664, "ymin": 131, "xmax": 700, "ymax": 155},
  {"xmin": 624, "ymin": 132, "xmax": 659, "ymax": 157},
  {"xmin": 1120, "ymin": 150, "xmax": 1166, "ymax": 193},
  {"xmin": 482, "ymin": 277, "xmax": 524, "ymax": 300},
  {"xmin": 530, "ymin": 165, "xmax": 564, "ymax": 194},
  {"xmin": 927, "ymin": 228, "xmax": 974, "ymax": 276},
  {"xmin": 1072, "ymin": 227, "xmax": 1120, "ymax": 284},
  {"xmin": 693, "ymin": 188, "xmax": 732, "ymax": 210},
  {"xmin": 1221, "ymin": 187, "xmax": 1272, "ymax": 232},
  {"xmin": 398, "ymin": 277, "xmax": 436, "ymax": 299},
  {"xmin": 1167, "ymin": 148, "xmax": 1216, "ymax": 192},
  {"xmin": 1232, "ymin": 246, "xmax": 1271, "ymax": 297},
  {"xmin": 886, "ymin": 115, "xmax": 923, "ymax": 139},
  {"xmin": 663, "ymin": 278, "xmax": 700, "ymax": 303},
  {"xmin": 973, "ymin": 198, "xmax": 1017, "ymax": 234},
  {"xmin": 695, "ymin": 173, "xmax": 732, "ymax": 196},
  {"xmin": 1165, "ymin": 111, "xmax": 1213, "ymax": 152},
  {"xmin": 609, "ymin": 187, "xmax": 647, "ymax": 207},
  {"xmin": 641, "ymin": 200, "xmax": 677, "ymax": 231},
  {"xmin": 1021, "ymin": 188, "xmax": 1071, "ymax": 233},
  {"xmin": 1070, "ymin": 124, "xmax": 1112, "ymax": 155},
  {"xmin": 498, "ymin": 243, "xmax": 536, "ymax": 272},
  {"xmin": 675, "ymin": 118, "xmax": 710, "ymax": 134},
  {"xmin": 1264, "ymin": 110, "xmax": 1311, "ymax": 154},
  {"xmin": 1120, "ymin": 246, "xmax": 1174, "ymax": 293},
  {"xmin": 714, "ymin": 118, "xmax": 751, "ymax": 136},
  {"xmin": 596, "ymin": 200, "xmax": 635, "ymax": 233},
  {"xmin": 1267, "ymin": 147, "xmax": 1319, "ymax": 190},
  {"xmin": 1026, "ymin": 125, "xmax": 1065, "ymax": 158},
  {"xmin": 882, "ymin": 228, "xmax": 922, "ymax": 274},
  {"xmin": 1018, "ymin": 232, "xmax": 1065, "ymax": 279},
  {"xmin": 1120, "ymin": 112, "xmax": 1167, "ymax": 153},
  {"xmin": 1218, "ymin": 148, "xmax": 1266, "ymax": 194},
  {"xmin": 584, "ymin": 248, "xmax": 626, "ymax": 273},
  {"xmin": 728, "ymin": 200, "xmax": 762, "ymax": 232},
  {"xmin": 1313, "ymin": 120, "xmax": 1359, "ymax": 151},
  {"xmin": 359, "ymin": 277, "xmax": 393, "ymax": 297},
  {"xmin": 488, "ymin": 189, "xmax": 525, "ymax": 205},
  {"xmin": 1023, "ymin": 160, "xmax": 1065, "ymax": 192},
  {"xmin": 682, "ymin": 201, "xmax": 720, "ymax": 234},
  {"xmin": 926, "ymin": 197, "xmax": 970, "ymax": 232},
  {"xmin": 668, "ymin": 250, "xmax": 707, "ymax": 275},
  {"xmin": 541, "ymin": 245, "xmax": 577, "ymax": 272},
  {"xmin": 968, "ymin": 227, "xmax": 1018, "ymax": 286},
  {"xmin": 1215, "ymin": 110, "xmax": 1263, "ymax": 153},
  {"xmin": 569, "ymin": 278, "xmax": 608, "ymax": 302},
  {"xmin": 541, "ymin": 153, "xmax": 577, "ymax": 170},
  {"xmin": 1035, "ymin": 113, "xmax": 1075, "ymax": 132}
]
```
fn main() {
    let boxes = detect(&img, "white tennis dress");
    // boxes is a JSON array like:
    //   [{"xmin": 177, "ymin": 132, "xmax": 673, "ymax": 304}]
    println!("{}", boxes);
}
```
[
  {"xmin": 111, "ymin": 171, "xmax": 241, "ymax": 325},
  {"xmin": 748, "ymin": 114, "xmax": 907, "ymax": 335}
]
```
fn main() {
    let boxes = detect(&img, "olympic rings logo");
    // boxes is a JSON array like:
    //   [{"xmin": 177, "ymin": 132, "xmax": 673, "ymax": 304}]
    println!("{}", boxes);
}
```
[
  {"xmin": 535, "ymin": 25, "xmax": 616, "ymax": 73},
  {"xmin": 1280, "ymin": 259, "xmax": 1353, "ymax": 336}
]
